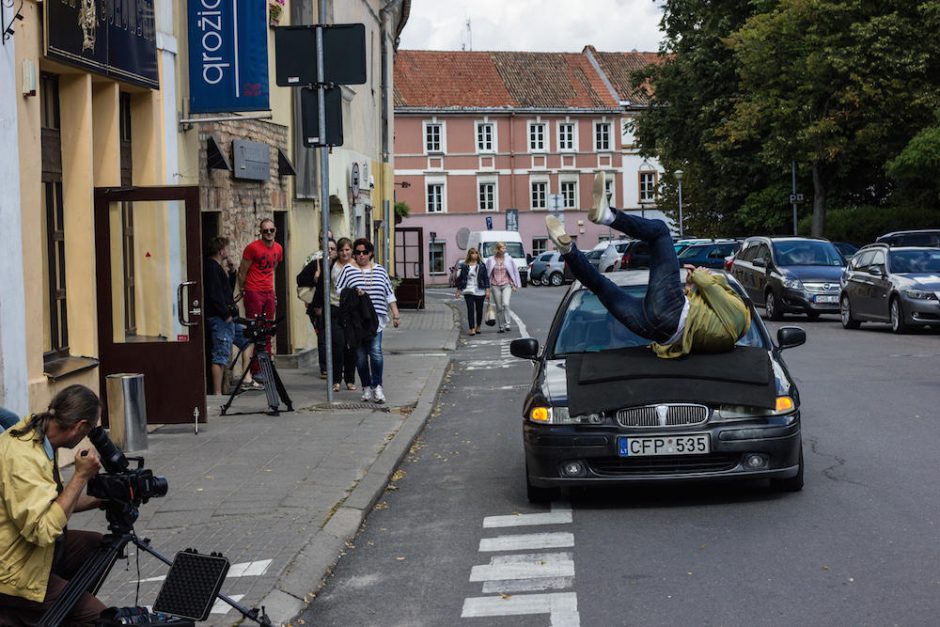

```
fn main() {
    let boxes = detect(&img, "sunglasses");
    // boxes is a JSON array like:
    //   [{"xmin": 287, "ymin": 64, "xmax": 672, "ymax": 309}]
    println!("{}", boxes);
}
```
[
  {"xmin": 354, "ymin": 249, "xmax": 370, "ymax": 255},
  {"xmin": 261, "ymin": 228, "xmax": 276, "ymax": 234}
]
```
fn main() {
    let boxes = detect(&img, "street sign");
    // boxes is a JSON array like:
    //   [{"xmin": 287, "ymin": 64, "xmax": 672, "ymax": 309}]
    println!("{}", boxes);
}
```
[
  {"xmin": 300, "ymin": 86, "xmax": 343, "ymax": 146},
  {"xmin": 789, "ymin": 193, "xmax": 805, "ymax": 203},
  {"xmin": 275, "ymin": 24, "xmax": 367, "ymax": 86},
  {"xmin": 485, "ymin": 216, "xmax": 493, "ymax": 230}
]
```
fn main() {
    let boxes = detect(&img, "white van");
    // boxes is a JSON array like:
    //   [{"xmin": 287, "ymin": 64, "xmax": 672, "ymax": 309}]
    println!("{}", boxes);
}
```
[{"xmin": 466, "ymin": 230, "xmax": 529, "ymax": 287}]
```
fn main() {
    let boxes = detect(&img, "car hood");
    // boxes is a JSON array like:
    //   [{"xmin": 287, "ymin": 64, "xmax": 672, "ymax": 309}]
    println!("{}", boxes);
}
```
[
  {"xmin": 899, "ymin": 274, "xmax": 940, "ymax": 291},
  {"xmin": 781, "ymin": 265, "xmax": 844, "ymax": 282}
]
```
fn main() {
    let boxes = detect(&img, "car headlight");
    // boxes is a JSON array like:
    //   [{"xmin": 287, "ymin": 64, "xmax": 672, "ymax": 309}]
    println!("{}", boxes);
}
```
[
  {"xmin": 902, "ymin": 288, "xmax": 936, "ymax": 300},
  {"xmin": 528, "ymin": 406, "xmax": 606, "ymax": 424},
  {"xmin": 782, "ymin": 277, "xmax": 804, "ymax": 290},
  {"xmin": 713, "ymin": 396, "xmax": 797, "ymax": 421}
]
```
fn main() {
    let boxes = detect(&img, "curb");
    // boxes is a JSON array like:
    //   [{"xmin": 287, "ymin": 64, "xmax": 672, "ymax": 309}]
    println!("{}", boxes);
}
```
[{"xmin": 259, "ymin": 325, "xmax": 456, "ymax": 623}]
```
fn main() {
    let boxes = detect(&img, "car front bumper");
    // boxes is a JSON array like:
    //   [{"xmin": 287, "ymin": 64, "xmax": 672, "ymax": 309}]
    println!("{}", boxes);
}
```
[
  {"xmin": 781, "ymin": 288, "xmax": 840, "ymax": 313},
  {"xmin": 900, "ymin": 294, "xmax": 940, "ymax": 325},
  {"xmin": 524, "ymin": 416, "xmax": 801, "ymax": 487}
]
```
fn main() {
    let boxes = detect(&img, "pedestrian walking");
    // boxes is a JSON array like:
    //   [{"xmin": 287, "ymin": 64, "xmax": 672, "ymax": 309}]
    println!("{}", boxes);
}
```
[
  {"xmin": 336, "ymin": 238, "xmax": 401, "ymax": 404},
  {"xmin": 484, "ymin": 242, "xmax": 521, "ymax": 333},
  {"xmin": 545, "ymin": 173, "xmax": 750, "ymax": 358},
  {"xmin": 454, "ymin": 248, "xmax": 490, "ymax": 336},
  {"xmin": 329, "ymin": 238, "xmax": 359, "ymax": 392},
  {"xmin": 237, "ymin": 218, "xmax": 283, "ymax": 371},
  {"xmin": 297, "ymin": 237, "xmax": 336, "ymax": 379},
  {"xmin": 204, "ymin": 236, "xmax": 255, "ymax": 395}
]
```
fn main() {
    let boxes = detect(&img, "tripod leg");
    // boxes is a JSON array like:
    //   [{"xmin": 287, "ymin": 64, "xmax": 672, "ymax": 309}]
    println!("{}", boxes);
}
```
[
  {"xmin": 257, "ymin": 353, "xmax": 280, "ymax": 414},
  {"xmin": 39, "ymin": 536, "xmax": 127, "ymax": 627},
  {"xmin": 269, "ymin": 362, "xmax": 294, "ymax": 412},
  {"xmin": 221, "ymin": 353, "xmax": 254, "ymax": 415}
]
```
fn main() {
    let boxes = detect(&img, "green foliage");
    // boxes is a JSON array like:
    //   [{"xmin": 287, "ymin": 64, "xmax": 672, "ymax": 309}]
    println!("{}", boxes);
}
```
[
  {"xmin": 886, "ymin": 121, "xmax": 940, "ymax": 206},
  {"xmin": 800, "ymin": 204, "xmax": 940, "ymax": 244},
  {"xmin": 394, "ymin": 201, "xmax": 411, "ymax": 218}
]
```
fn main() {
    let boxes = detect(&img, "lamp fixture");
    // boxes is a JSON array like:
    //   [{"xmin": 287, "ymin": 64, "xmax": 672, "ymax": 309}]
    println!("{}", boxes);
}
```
[{"xmin": 1, "ymin": 0, "xmax": 24, "ymax": 44}]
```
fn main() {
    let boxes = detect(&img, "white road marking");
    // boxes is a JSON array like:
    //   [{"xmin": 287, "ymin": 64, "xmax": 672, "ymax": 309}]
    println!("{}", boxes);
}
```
[
  {"xmin": 482, "ymin": 576, "xmax": 575, "ymax": 594},
  {"xmin": 470, "ymin": 552, "xmax": 574, "ymax": 581},
  {"xmin": 132, "ymin": 559, "xmax": 271, "ymax": 584},
  {"xmin": 479, "ymin": 532, "xmax": 574, "ymax": 552},
  {"xmin": 210, "ymin": 594, "xmax": 244, "ymax": 615},
  {"xmin": 510, "ymin": 310, "xmax": 530, "ymax": 339},
  {"xmin": 463, "ymin": 359, "xmax": 520, "ymax": 370},
  {"xmin": 461, "ymin": 592, "xmax": 579, "ymax": 626},
  {"xmin": 483, "ymin": 511, "xmax": 573, "ymax": 527}
]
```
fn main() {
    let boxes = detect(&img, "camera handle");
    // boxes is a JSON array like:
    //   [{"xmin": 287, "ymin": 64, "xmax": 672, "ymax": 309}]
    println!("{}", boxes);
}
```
[{"xmin": 39, "ymin": 533, "xmax": 272, "ymax": 627}]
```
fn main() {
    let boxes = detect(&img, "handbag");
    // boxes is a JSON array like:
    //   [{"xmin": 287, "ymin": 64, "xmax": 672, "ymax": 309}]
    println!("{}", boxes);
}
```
[
  {"xmin": 484, "ymin": 302, "xmax": 497, "ymax": 326},
  {"xmin": 296, "ymin": 285, "xmax": 315, "ymax": 304}
]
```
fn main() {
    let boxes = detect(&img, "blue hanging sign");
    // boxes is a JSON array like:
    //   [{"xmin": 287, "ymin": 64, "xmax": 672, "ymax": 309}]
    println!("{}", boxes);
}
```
[{"xmin": 188, "ymin": 0, "xmax": 270, "ymax": 113}]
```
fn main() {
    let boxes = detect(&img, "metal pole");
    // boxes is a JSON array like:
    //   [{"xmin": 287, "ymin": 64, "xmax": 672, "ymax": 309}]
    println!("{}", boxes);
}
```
[
  {"xmin": 383, "ymin": 199, "xmax": 391, "ymax": 271},
  {"xmin": 791, "ymin": 161, "xmax": 798, "ymax": 236},
  {"xmin": 317, "ymin": 6, "xmax": 333, "ymax": 404},
  {"xmin": 677, "ymin": 180, "xmax": 684, "ymax": 238}
]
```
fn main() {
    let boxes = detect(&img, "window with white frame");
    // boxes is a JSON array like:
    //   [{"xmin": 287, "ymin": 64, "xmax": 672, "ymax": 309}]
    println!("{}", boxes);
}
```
[
  {"xmin": 531, "ymin": 180, "xmax": 548, "ymax": 210},
  {"xmin": 476, "ymin": 122, "xmax": 495, "ymax": 152},
  {"xmin": 532, "ymin": 237, "xmax": 548, "ymax": 257},
  {"xmin": 560, "ymin": 180, "xmax": 578, "ymax": 209},
  {"xmin": 429, "ymin": 241, "xmax": 446, "ymax": 274},
  {"xmin": 558, "ymin": 122, "xmax": 575, "ymax": 151},
  {"xmin": 604, "ymin": 177, "xmax": 615, "ymax": 206},
  {"xmin": 639, "ymin": 171, "xmax": 657, "ymax": 203},
  {"xmin": 595, "ymin": 122, "xmax": 611, "ymax": 151},
  {"xmin": 426, "ymin": 181, "xmax": 445, "ymax": 213},
  {"xmin": 478, "ymin": 180, "xmax": 496, "ymax": 212},
  {"xmin": 529, "ymin": 122, "xmax": 546, "ymax": 151},
  {"xmin": 425, "ymin": 123, "xmax": 443, "ymax": 152}
]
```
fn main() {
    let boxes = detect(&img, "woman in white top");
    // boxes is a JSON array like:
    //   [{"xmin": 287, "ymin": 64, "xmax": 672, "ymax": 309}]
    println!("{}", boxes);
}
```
[
  {"xmin": 454, "ymin": 248, "xmax": 491, "ymax": 335},
  {"xmin": 484, "ymin": 242, "xmax": 521, "ymax": 333}
]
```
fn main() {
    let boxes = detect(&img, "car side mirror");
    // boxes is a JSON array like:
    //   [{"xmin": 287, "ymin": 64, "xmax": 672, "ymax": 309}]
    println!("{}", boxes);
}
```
[
  {"xmin": 777, "ymin": 326, "xmax": 806, "ymax": 350},
  {"xmin": 753, "ymin": 257, "xmax": 766, "ymax": 268},
  {"xmin": 510, "ymin": 338, "xmax": 539, "ymax": 360},
  {"xmin": 867, "ymin": 265, "xmax": 884, "ymax": 277}
]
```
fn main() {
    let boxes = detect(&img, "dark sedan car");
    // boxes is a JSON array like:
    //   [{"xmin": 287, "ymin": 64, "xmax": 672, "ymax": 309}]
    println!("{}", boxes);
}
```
[
  {"xmin": 677, "ymin": 241, "xmax": 742, "ymax": 269},
  {"xmin": 840, "ymin": 244, "xmax": 940, "ymax": 333},
  {"xmin": 510, "ymin": 271, "xmax": 806, "ymax": 502},
  {"xmin": 731, "ymin": 236, "xmax": 845, "ymax": 320}
]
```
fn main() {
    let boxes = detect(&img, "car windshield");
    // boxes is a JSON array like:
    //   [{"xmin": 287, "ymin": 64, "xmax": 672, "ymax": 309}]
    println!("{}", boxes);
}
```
[
  {"xmin": 678, "ymin": 245, "xmax": 708, "ymax": 259},
  {"xmin": 552, "ymin": 285, "xmax": 766, "ymax": 356},
  {"xmin": 772, "ymin": 241, "xmax": 843, "ymax": 266},
  {"xmin": 481, "ymin": 242, "xmax": 525, "ymax": 258},
  {"xmin": 888, "ymin": 250, "xmax": 940, "ymax": 274}
]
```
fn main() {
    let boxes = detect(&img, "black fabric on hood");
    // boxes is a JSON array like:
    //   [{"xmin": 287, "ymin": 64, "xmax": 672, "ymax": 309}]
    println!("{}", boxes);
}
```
[{"xmin": 565, "ymin": 346, "xmax": 776, "ymax": 415}]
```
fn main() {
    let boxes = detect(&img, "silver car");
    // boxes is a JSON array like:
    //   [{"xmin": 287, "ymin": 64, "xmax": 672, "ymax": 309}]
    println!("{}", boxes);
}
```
[{"xmin": 529, "ymin": 252, "xmax": 566, "ymax": 286}]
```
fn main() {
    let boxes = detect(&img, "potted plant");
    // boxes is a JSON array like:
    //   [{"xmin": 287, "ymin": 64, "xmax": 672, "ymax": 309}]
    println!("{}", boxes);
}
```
[{"xmin": 269, "ymin": 0, "xmax": 285, "ymax": 26}]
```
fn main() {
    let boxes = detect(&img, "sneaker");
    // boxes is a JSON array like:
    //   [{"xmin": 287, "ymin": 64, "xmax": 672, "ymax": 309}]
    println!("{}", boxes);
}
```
[
  {"xmin": 589, "ymin": 172, "xmax": 614, "ymax": 225},
  {"xmin": 545, "ymin": 215, "xmax": 572, "ymax": 252},
  {"xmin": 361, "ymin": 387, "xmax": 373, "ymax": 402},
  {"xmin": 372, "ymin": 385, "xmax": 386, "ymax": 404}
]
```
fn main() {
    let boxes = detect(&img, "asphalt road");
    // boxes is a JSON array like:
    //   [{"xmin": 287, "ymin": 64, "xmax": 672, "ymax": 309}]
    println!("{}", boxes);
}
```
[{"xmin": 300, "ymin": 285, "xmax": 940, "ymax": 626}]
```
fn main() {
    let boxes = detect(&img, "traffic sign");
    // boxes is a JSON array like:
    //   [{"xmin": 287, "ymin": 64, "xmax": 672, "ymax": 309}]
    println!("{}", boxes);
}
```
[
  {"xmin": 275, "ymin": 24, "xmax": 367, "ymax": 86},
  {"xmin": 485, "ymin": 216, "xmax": 493, "ymax": 230}
]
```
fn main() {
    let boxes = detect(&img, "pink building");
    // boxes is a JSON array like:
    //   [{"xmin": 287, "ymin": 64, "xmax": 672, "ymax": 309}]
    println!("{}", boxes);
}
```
[{"xmin": 394, "ymin": 49, "xmax": 629, "ymax": 285}]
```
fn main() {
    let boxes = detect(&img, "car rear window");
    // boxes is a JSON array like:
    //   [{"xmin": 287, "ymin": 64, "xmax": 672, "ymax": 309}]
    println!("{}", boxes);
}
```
[
  {"xmin": 678, "ymin": 245, "xmax": 708, "ymax": 259},
  {"xmin": 586, "ymin": 250, "xmax": 604, "ymax": 260},
  {"xmin": 552, "ymin": 286, "xmax": 766, "ymax": 356}
]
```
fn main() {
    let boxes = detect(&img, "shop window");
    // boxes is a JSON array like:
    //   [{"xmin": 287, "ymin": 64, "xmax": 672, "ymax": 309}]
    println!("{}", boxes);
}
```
[{"xmin": 429, "ymin": 241, "xmax": 446, "ymax": 274}]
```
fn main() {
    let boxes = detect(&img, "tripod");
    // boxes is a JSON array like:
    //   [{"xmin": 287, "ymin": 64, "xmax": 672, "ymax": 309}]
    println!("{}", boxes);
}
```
[
  {"xmin": 220, "ymin": 318, "xmax": 293, "ymax": 416},
  {"xmin": 39, "ymin": 503, "xmax": 272, "ymax": 626}
]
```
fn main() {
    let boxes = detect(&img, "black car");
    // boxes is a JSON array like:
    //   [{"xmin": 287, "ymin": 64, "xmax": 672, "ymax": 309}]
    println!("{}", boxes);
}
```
[
  {"xmin": 839, "ymin": 244, "xmax": 940, "ymax": 333},
  {"xmin": 677, "ymin": 241, "xmax": 742, "ymax": 270},
  {"xmin": 875, "ymin": 229, "xmax": 940, "ymax": 247},
  {"xmin": 619, "ymin": 240, "xmax": 652, "ymax": 270},
  {"xmin": 510, "ymin": 271, "xmax": 806, "ymax": 502},
  {"xmin": 731, "ymin": 236, "xmax": 845, "ymax": 320}
]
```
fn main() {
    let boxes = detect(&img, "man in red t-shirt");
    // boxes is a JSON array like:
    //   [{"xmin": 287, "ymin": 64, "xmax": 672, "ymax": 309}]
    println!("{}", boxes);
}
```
[{"xmin": 238, "ymin": 218, "xmax": 283, "ymax": 365}]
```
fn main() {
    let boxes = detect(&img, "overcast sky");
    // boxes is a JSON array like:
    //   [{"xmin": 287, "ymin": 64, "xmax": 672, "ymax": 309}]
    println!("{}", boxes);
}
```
[{"xmin": 398, "ymin": 0, "xmax": 665, "ymax": 53}]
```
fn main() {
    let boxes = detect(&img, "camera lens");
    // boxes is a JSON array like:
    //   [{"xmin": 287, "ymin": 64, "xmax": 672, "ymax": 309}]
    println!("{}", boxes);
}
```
[{"xmin": 88, "ymin": 426, "xmax": 129, "ymax": 473}]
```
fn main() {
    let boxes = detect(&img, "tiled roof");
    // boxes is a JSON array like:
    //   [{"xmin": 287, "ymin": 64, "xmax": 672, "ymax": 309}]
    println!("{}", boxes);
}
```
[
  {"xmin": 394, "ymin": 50, "xmax": 621, "ymax": 110},
  {"xmin": 590, "ymin": 48, "xmax": 665, "ymax": 106}
]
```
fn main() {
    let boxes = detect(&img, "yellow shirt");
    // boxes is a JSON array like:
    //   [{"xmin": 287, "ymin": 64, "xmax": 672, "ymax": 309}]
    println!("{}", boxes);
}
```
[
  {"xmin": 0, "ymin": 419, "xmax": 68, "ymax": 602},
  {"xmin": 652, "ymin": 269, "xmax": 751, "ymax": 359}
]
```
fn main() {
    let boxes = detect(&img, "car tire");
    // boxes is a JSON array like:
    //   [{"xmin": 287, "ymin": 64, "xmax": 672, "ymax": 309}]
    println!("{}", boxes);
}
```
[
  {"xmin": 526, "ymin": 465, "xmax": 559, "ymax": 504},
  {"xmin": 765, "ymin": 290, "xmax": 783, "ymax": 321},
  {"xmin": 890, "ymin": 297, "xmax": 910, "ymax": 334},
  {"xmin": 770, "ymin": 448, "xmax": 804, "ymax": 493},
  {"xmin": 540, "ymin": 275, "xmax": 551, "ymax": 286},
  {"xmin": 549, "ymin": 272, "xmax": 564, "ymax": 287},
  {"xmin": 840, "ymin": 295, "xmax": 860, "ymax": 329}
]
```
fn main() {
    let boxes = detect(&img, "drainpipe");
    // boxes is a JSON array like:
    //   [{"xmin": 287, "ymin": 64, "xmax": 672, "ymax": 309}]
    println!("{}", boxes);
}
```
[
  {"xmin": 380, "ymin": 0, "xmax": 405, "ymax": 270},
  {"xmin": 509, "ymin": 112, "xmax": 516, "ymax": 207}
]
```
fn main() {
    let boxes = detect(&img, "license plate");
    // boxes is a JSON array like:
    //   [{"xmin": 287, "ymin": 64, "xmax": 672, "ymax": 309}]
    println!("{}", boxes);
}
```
[
  {"xmin": 814, "ymin": 294, "xmax": 838, "ymax": 304},
  {"xmin": 618, "ymin": 434, "xmax": 710, "ymax": 457}
]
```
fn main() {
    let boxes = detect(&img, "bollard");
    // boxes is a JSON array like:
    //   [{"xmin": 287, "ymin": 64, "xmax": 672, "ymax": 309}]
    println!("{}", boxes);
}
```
[{"xmin": 106, "ymin": 373, "xmax": 148, "ymax": 452}]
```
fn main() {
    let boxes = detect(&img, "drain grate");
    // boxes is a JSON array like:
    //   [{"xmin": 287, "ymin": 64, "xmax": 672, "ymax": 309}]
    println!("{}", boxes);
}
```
[{"xmin": 305, "ymin": 402, "xmax": 391, "ymax": 411}]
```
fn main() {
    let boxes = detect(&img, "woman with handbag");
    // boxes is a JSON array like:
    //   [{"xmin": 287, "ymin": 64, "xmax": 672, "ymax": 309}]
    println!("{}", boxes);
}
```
[
  {"xmin": 454, "ymin": 248, "xmax": 491, "ymax": 336},
  {"xmin": 328, "ymin": 238, "xmax": 359, "ymax": 392},
  {"xmin": 296, "ymin": 238, "xmax": 335, "ymax": 379},
  {"xmin": 484, "ymin": 242, "xmax": 522, "ymax": 334}
]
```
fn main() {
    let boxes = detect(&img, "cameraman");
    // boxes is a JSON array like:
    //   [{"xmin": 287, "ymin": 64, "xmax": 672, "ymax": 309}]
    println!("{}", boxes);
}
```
[{"xmin": 0, "ymin": 385, "xmax": 105, "ymax": 625}]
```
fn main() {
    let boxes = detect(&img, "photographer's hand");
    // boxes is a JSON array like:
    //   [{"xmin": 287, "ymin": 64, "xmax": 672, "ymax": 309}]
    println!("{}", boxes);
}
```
[{"xmin": 55, "ymin": 448, "xmax": 101, "ymax": 519}]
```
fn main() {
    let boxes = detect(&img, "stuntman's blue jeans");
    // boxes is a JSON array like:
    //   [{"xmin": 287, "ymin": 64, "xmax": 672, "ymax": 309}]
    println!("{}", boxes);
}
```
[{"xmin": 561, "ymin": 212, "xmax": 684, "ymax": 343}]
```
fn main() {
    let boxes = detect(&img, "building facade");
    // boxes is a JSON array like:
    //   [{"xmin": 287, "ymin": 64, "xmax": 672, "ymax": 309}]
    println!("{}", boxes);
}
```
[{"xmin": 393, "ymin": 47, "xmax": 667, "ymax": 285}]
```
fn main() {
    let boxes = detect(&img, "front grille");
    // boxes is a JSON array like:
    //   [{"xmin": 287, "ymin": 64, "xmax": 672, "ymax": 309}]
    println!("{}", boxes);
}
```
[
  {"xmin": 802, "ymin": 282, "xmax": 839, "ymax": 293},
  {"xmin": 616, "ymin": 404, "xmax": 708, "ymax": 428},
  {"xmin": 589, "ymin": 455, "xmax": 739, "ymax": 476}
]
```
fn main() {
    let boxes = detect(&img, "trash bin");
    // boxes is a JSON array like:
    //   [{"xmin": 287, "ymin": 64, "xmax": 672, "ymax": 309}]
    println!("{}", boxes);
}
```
[{"xmin": 106, "ymin": 373, "xmax": 148, "ymax": 452}]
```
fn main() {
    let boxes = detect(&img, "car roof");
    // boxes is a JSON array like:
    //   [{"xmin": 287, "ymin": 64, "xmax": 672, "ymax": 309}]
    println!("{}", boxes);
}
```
[
  {"xmin": 859, "ymin": 243, "xmax": 937, "ymax": 252},
  {"xmin": 877, "ymin": 229, "xmax": 940, "ymax": 237}
]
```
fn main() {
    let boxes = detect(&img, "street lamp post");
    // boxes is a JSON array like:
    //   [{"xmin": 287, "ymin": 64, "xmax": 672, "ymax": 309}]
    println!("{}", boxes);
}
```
[{"xmin": 674, "ymin": 170, "xmax": 684, "ymax": 238}]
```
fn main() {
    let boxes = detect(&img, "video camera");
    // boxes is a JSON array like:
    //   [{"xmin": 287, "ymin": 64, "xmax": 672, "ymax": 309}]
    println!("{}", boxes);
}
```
[
  {"xmin": 86, "ymin": 426, "xmax": 168, "ymax": 534},
  {"xmin": 235, "ymin": 314, "xmax": 280, "ymax": 343}
]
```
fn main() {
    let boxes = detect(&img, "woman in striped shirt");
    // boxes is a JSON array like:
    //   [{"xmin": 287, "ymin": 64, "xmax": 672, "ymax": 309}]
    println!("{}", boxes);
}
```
[{"xmin": 336, "ymin": 238, "xmax": 401, "ymax": 403}]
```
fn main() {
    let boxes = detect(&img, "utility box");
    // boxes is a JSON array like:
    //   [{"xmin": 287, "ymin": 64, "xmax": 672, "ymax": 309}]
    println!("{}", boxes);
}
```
[{"xmin": 106, "ymin": 373, "xmax": 148, "ymax": 452}]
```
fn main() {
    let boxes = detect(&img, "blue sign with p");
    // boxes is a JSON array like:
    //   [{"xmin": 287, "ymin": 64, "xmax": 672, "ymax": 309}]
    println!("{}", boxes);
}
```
[{"xmin": 485, "ymin": 216, "xmax": 493, "ymax": 230}]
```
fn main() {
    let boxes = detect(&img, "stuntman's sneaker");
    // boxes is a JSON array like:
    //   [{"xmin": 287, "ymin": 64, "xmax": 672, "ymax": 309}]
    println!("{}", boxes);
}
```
[
  {"xmin": 545, "ymin": 216, "xmax": 572, "ymax": 253},
  {"xmin": 590, "ymin": 172, "xmax": 615, "ymax": 225}
]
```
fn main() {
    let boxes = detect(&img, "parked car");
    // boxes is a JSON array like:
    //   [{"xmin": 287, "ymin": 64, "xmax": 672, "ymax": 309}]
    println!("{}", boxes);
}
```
[
  {"xmin": 731, "ymin": 237, "xmax": 845, "ymax": 320},
  {"xmin": 447, "ymin": 261, "xmax": 466, "ymax": 288},
  {"xmin": 673, "ymin": 238, "xmax": 715, "ymax": 255},
  {"xmin": 832, "ymin": 241, "xmax": 859, "ymax": 262},
  {"xmin": 875, "ymin": 229, "xmax": 940, "ymax": 248},
  {"xmin": 592, "ymin": 239, "xmax": 632, "ymax": 273},
  {"xmin": 529, "ymin": 252, "xmax": 566, "ymax": 286},
  {"xmin": 619, "ymin": 239, "xmax": 652, "ymax": 270},
  {"xmin": 839, "ymin": 244, "xmax": 940, "ymax": 333},
  {"xmin": 677, "ymin": 241, "xmax": 742, "ymax": 269},
  {"xmin": 509, "ymin": 270, "xmax": 806, "ymax": 502}
]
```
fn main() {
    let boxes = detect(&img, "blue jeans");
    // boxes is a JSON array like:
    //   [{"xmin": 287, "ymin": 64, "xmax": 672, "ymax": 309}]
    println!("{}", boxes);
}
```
[
  {"xmin": 356, "ymin": 331, "xmax": 384, "ymax": 388},
  {"xmin": 562, "ymin": 212, "xmax": 684, "ymax": 342},
  {"xmin": 208, "ymin": 317, "xmax": 251, "ymax": 365}
]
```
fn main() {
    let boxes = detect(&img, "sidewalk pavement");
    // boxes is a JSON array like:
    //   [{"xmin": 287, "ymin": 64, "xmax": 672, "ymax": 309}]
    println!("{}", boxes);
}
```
[{"xmin": 81, "ymin": 299, "xmax": 460, "ymax": 625}]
